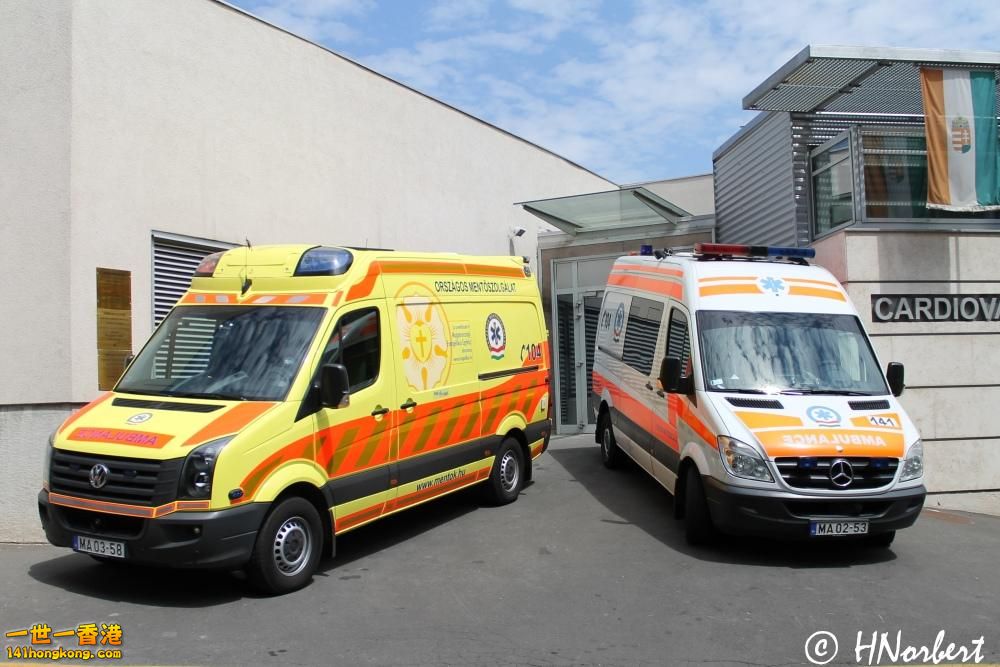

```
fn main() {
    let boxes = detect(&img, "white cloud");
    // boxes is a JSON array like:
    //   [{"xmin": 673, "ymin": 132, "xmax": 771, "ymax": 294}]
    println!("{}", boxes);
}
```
[
  {"xmin": 248, "ymin": 0, "xmax": 374, "ymax": 43},
  {"xmin": 239, "ymin": 0, "xmax": 1000, "ymax": 182}
]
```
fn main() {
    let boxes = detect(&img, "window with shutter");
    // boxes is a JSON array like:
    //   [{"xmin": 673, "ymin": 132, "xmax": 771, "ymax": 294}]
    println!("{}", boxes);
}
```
[
  {"xmin": 621, "ymin": 296, "xmax": 663, "ymax": 376},
  {"xmin": 151, "ymin": 233, "xmax": 234, "ymax": 326}
]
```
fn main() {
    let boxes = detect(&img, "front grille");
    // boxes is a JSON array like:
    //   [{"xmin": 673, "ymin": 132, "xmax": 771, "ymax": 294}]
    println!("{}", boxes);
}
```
[
  {"xmin": 725, "ymin": 397, "xmax": 784, "ymax": 409},
  {"xmin": 848, "ymin": 400, "xmax": 891, "ymax": 410},
  {"xmin": 54, "ymin": 506, "xmax": 145, "ymax": 538},
  {"xmin": 50, "ymin": 450, "xmax": 183, "ymax": 506},
  {"xmin": 785, "ymin": 500, "xmax": 892, "ymax": 519},
  {"xmin": 112, "ymin": 397, "xmax": 223, "ymax": 413},
  {"xmin": 775, "ymin": 457, "xmax": 898, "ymax": 490}
]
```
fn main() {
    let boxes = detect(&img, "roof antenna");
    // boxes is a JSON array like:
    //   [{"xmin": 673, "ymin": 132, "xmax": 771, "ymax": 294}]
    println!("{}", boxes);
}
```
[{"xmin": 241, "ymin": 238, "xmax": 252, "ymax": 295}]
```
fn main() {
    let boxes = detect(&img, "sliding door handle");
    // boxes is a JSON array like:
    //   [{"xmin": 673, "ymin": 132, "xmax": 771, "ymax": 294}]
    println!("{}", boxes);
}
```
[
  {"xmin": 400, "ymin": 399, "xmax": 417, "ymax": 410},
  {"xmin": 371, "ymin": 406, "xmax": 390, "ymax": 417}
]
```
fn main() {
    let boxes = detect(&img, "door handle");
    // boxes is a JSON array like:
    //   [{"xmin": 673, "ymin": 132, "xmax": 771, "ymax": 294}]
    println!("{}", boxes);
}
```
[
  {"xmin": 645, "ymin": 382, "xmax": 655, "ymax": 391},
  {"xmin": 656, "ymin": 389, "xmax": 665, "ymax": 398},
  {"xmin": 371, "ymin": 406, "xmax": 390, "ymax": 417},
  {"xmin": 400, "ymin": 399, "xmax": 417, "ymax": 410}
]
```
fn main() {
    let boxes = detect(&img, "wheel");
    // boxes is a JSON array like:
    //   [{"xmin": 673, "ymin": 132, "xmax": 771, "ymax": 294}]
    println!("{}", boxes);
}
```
[
  {"xmin": 683, "ymin": 466, "xmax": 716, "ymax": 545},
  {"xmin": 864, "ymin": 530, "xmax": 896, "ymax": 548},
  {"xmin": 598, "ymin": 412, "xmax": 622, "ymax": 469},
  {"xmin": 246, "ymin": 497, "xmax": 323, "ymax": 595},
  {"xmin": 482, "ymin": 438, "xmax": 525, "ymax": 506}
]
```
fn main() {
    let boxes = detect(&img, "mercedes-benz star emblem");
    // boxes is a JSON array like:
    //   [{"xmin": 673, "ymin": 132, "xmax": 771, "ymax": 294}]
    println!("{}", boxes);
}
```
[
  {"xmin": 829, "ymin": 459, "xmax": 854, "ymax": 488},
  {"xmin": 89, "ymin": 464, "xmax": 110, "ymax": 490}
]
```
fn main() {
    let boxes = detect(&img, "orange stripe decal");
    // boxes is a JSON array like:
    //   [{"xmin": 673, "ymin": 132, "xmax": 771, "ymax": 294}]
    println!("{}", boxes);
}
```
[
  {"xmin": 183, "ymin": 402, "xmax": 276, "ymax": 447},
  {"xmin": 698, "ymin": 275, "xmax": 759, "ymax": 283},
  {"xmin": 755, "ymin": 429, "xmax": 905, "ymax": 458},
  {"xmin": 699, "ymin": 284, "xmax": 761, "ymax": 297},
  {"xmin": 787, "ymin": 286, "xmax": 847, "ymax": 302},
  {"xmin": 48, "ymin": 492, "xmax": 209, "ymax": 518},
  {"xmin": 346, "ymin": 262, "xmax": 383, "ymax": 301},
  {"xmin": 734, "ymin": 412, "xmax": 804, "ymax": 429},
  {"xmin": 58, "ymin": 393, "xmax": 112, "ymax": 435},
  {"xmin": 607, "ymin": 273, "xmax": 683, "ymax": 299},
  {"xmin": 68, "ymin": 427, "xmax": 173, "ymax": 449}
]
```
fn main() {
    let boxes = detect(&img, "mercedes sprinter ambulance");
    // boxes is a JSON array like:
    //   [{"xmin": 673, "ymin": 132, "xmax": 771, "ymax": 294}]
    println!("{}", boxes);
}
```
[
  {"xmin": 39, "ymin": 245, "xmax": 551, "ymax": 594},
  {"xmin": 592, "ymin": 243, "xmax": 925, "ymax": 546}
]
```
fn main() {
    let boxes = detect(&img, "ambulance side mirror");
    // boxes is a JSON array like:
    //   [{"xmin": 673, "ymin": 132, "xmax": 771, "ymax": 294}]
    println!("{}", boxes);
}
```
[
  {"xmin": 320, "ymin": 363, "xmax": 351, "ymax": 408},
  {"xmin": 659, "ymin": 356, "xmax": 692, "ymax": 395},
  {"xmin": 123, "ymin": 353, "xmax": 135, "ymax": 371},
  {"xmin": 886, "ymin": 362, "xmax": 905, "ymax": 397}
]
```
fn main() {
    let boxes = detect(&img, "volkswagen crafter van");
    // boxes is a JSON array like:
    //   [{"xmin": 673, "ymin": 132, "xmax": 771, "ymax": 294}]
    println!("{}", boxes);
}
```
[
  {"xmin": 592, "ymin": 243, "xmax": 925, "ymax": 546},
  {"xmin": 39, "ymin": 245, "xmax": 551, "ymax": 593}
]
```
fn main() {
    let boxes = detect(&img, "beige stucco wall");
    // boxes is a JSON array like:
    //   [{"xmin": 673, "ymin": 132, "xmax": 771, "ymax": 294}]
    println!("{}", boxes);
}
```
[
  {"xmin": 814, "ymin": 229, "xmax": 1000, "ymax": 515},
  {"xmin": 0, "ymin": 0, "xmax": 614, "ymax": 541}
]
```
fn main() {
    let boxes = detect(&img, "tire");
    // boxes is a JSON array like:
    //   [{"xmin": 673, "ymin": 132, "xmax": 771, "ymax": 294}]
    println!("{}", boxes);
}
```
[
  {"xmin": 864, "ymin": 530, "xmax": 896, "ymax": 548},
  {"xmin": 246, "ymin": 496, "xmax": 323, "ymax": 596},
  {"xmin": 598, "ymin": 413, "xmax": 622, "ymax": 469},
  {"xmin": 482, "ymin": 438, "xmax": 525, "ymax": 506},
  {"xmin": 683, "ymin": 466, "xmax": 716, "ymax": 546}
]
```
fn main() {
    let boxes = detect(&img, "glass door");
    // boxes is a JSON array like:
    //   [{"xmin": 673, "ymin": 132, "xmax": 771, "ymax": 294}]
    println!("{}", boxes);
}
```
[{"xmin": 551, "ymin": 256, "xmax": 615, "ymax": 434}]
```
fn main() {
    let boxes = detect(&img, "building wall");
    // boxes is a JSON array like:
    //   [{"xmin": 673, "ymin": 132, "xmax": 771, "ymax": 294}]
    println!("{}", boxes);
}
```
[
  {"xmin": 814, "ymin": 229, "xmax": 1000, "ymax": 514},
  {"xmin": 0, "ymin": 0, "xmax": 614, "ymax": 542},
  {"xmin": 712, "ymin": 111, "xmax": 797, "ymax": 246},
  {"xmin": 639, "ymin": 175, "xmax": 715, "ymax": 216},
  {"xmin": 0, "ymin": 0, "xmax": 73, "ymax": 405}
]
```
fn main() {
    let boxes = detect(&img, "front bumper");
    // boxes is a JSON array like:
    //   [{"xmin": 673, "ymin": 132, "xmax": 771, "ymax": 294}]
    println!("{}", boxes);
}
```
[
  {"xmin": 702, "ymin": 478, "xmax": 926, "ymax": 539},
  {"xmin": 38, "ymin": 490, "xmax": 268, "ymax": 569}
]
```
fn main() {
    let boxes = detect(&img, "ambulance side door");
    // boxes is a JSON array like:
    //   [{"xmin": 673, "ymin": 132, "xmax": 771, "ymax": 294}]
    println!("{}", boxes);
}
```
[
  {"xmin": 312, "ymin": 302, "xmax": 395, "ymax": 530},
  {"xmin": 617, "ymin": 295, "xmax": 664, "ymax": 473},
  {"xmin": 650, "ymin": 301, "xmax": 693, "ymax": 492},
  {"xmin": 386, "ymin": 293, "xmax": 482, "ymax": 505}
]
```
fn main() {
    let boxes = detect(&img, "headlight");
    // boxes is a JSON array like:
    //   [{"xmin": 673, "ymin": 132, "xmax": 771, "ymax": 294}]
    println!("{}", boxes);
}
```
[
  {"xmin": 718, "ymin": 435, "xmax": 774, "ymax": 482},
  {"xmin": 178, "ymin": 436, "xmax": 233, "ymax": 500},
  {"xmin": 900, "ymin": 440, "xmax": 923, "ymax": 482},
  {"xmin": 43, "ymin": 431, "xmax": 55, "ymax": 486}
]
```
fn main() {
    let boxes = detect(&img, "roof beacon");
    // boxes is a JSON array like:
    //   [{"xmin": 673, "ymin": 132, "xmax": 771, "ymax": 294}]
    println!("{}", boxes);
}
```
[{"xmin": 694, "ymin": 243, "xmax": 816, "ymax": 261}]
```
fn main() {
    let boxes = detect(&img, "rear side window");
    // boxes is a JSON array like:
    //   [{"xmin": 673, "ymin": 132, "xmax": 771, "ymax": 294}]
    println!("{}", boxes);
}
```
[
  {"xmin": 666, "ymin": 308, "xmax": 692, "ymax": 376},
  {"xmin": 621, "ymin": 297, "xmax": 663, "ymax": 375}
]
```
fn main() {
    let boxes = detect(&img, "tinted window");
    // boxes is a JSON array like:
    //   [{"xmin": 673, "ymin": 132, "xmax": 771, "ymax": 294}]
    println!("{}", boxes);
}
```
[
  {"xmin": 665, "ymin": 308, "xmax": 692, "ymax": 376},
  {"xmin": 621, "ymin": 297, "xmax": 663, "ymax": 375},
  {"xmin": 117, "ymin": 306, "xmax": 325, "ymax": 401},
  {"xmin": 320, "ymin": 308, "xmax": 381, "ymax": 392}
]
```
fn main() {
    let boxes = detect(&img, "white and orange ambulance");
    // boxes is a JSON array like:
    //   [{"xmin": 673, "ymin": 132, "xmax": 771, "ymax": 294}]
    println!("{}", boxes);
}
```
[
  {"xmin": 39, "ymin": 245, "xmax": 550, "ymax": 594},
  {"xmin": 592, "ymin": 243, "xmax": 925, "ymax": 545}
]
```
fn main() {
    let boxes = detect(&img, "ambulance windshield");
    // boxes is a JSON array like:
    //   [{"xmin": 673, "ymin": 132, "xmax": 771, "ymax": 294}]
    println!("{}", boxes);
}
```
[
  {"xmin": 697, "ymin": 311, "xmax": 889, "ymax": 396},
  {"xmin": 117, "ymin": 306, "xmax": 326, "ymax": 401}
]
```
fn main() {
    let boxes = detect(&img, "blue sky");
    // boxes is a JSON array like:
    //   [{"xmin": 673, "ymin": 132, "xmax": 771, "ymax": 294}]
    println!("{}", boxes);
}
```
[{"xmin": 229, "ymin": 0, "xmax": 1000, "ymax": 184}]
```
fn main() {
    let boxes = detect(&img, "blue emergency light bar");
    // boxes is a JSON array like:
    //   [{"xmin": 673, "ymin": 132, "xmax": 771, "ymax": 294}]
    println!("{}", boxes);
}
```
[{"xmin": 694, "ymin": 243, "xmax": 816, "ymax": 260}]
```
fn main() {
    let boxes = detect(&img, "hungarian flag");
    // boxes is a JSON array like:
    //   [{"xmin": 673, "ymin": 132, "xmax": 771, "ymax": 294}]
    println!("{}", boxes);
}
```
[{"xmin": 920, "ymin": 68, "xmax": 1000, "ymax": 212}]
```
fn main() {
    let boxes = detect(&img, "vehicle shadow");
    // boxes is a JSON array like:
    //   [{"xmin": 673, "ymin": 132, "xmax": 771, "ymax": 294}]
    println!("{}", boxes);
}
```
[
  {"xmin": 26, "ymin": 483, "xmax": 515, "ymax": 607},
  {"xmin": 548, "ymin": 444, "xmax": 897, "ymax": 569}
]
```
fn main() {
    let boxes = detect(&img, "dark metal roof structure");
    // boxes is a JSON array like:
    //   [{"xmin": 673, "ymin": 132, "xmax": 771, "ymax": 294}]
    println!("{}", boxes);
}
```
[{"xmin": 744, "ymin": 45, "xmax": 1000, "ymax": 115}]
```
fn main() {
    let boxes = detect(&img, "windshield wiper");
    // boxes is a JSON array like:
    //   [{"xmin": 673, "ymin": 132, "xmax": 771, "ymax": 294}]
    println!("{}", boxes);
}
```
[
  {"xmin": 779, "ymin": 389, "xmax": 873, "ymax": 396},
  {"xmin": 719, "ymin": 388, "xmax": 771, "ymax": 394}
]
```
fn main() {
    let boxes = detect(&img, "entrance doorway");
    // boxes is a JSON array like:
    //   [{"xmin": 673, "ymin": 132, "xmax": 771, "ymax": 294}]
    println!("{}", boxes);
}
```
[{"xmin": 551, "ymin": 255, "xmax": 616, "ymax": 434}]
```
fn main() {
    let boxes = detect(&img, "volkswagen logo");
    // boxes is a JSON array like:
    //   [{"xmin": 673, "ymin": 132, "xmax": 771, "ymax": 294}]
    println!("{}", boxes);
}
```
[
  {"xmin": 829, "ymin": 459, "xmax": 854, "ymax": 488},
  {"xmin": 89, "ymin": 464, "xmax": 110, "ymax": 490}
]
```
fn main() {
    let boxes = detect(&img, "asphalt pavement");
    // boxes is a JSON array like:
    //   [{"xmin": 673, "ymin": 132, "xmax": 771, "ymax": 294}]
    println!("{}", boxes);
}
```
[{"xmin": 2, "ymin": 434, "xmax": 997, "ymax": 666}]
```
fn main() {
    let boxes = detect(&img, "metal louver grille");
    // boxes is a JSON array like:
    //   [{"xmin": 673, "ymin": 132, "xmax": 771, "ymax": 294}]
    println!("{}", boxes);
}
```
[{"xmin": 152, "ymin": 236, "xmax": 233, "ymax": 325}]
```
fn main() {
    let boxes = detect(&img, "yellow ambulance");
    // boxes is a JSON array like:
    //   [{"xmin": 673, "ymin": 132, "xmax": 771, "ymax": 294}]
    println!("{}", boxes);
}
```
[
  {"xmin": 592, "ymin": 243, "xmax": 925, "ymax": 546},
  {"xmin": 39, "ymin": 245, "xmax": 551, "ymax": 594}
]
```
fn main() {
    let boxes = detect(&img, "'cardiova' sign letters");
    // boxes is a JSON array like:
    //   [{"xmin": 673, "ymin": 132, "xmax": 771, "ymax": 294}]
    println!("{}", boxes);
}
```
[{"xmin": 871, "ymin": 294, "xmax": 1000, "ymax": 322}]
